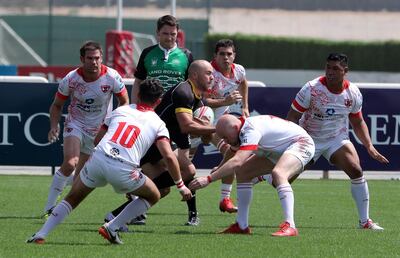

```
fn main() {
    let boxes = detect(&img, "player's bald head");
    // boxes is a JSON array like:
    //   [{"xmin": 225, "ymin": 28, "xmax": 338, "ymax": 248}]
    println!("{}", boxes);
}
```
[
  {"xmin": 216, "ymin": 114, "xmax": 241, "ymax": 140},
  {"xmin": 188, "ymin": 60, "xmax": 212, "ymax": 76}
]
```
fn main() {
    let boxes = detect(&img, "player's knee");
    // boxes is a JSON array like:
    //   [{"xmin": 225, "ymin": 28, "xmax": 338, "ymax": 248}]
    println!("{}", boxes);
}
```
[
  {"xmin": 61, "ymin": 158, "xmax": 79, "ymax": 174},
  {"xmin": 346, "ymin": 165, "xmax": 363, "ymax": 179}
]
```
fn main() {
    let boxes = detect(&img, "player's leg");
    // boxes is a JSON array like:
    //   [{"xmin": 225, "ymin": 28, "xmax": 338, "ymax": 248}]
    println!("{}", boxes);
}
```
[
  {"xmin": 103, "ymin": 176, "xmax": 160, "ymax": 233},
  {"xmin": 220, "ymin": 155, "xmax": 274, "ymax": 234},
  {"xmin": 176, "ymin": 148, "xmax": 200, "ymax": 225},
  {"xmin": 270, "ymin": 153, "xmax": 303, "ymax": 237},
  {"xmin": 100, "ymin": 175, "xmax": 160, "ymax": 244},
  {"xmin": 43, "ymin": 135, "xmax": 80, "ymax": 215},
  {"xmin": 213, "ymin": 136, "xmax": 238, "ymax": 213},
  {"xmin": 28, "ymin": 173, "xmax": 95, "ymax": 244},
  {"xmin": 330, "ymin": 142, "xmax": 383, "ymax": 230}
]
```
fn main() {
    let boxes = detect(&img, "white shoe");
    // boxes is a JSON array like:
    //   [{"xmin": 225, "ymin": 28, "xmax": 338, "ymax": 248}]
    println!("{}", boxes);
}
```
[
  {"xmin": 104, "ymin": 212, "xmax": 129, "ymax": 232},
  {"xmin": 359, "ymin": 219, "xmax": 384, "ymax": 231}
]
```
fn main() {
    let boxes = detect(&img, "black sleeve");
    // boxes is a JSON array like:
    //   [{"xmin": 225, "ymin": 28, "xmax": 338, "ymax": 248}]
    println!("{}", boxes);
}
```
[
  {"xmin": 134, "ymin": 45, "xmax": 154, "ymax": 80},
  {"xmin": 181, "ymin": 48, "xmax": 194, "ymax": 80}
]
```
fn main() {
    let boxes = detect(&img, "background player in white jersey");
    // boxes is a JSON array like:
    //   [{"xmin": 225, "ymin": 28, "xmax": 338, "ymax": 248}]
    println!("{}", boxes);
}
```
[
  {"xmin": 286, "ymin": 53, "xmax": 389, "ymax": 230},
  {"xmin": 202, "ymin": 39, "xmax": 249, "ymax": 213},
  {"xmin": 27, "ymin": 79, "xmax": 192, "ymax": 245},
  {"xmin": 43, "ymin": 41, "xmax": 129, "ymax": 217},
  {"xmin": 189, "ymin": 114, "xmax": 314, "ymax": 237}
]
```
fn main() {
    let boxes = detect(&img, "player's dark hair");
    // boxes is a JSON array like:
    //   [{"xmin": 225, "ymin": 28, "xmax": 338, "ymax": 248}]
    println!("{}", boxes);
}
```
[
  {"xmin": 327, "ymin": 53, "xmax": 348, "ymax": 67},
  {"xmin": 138, "ymin": 78, "xmax": 164, "ymax": 104},
  {"xmin": 214, "ymin": 39, "xmax": 236, "ymax": 54},
  {"xmin": 80, "ymin": 41, "xmax": 103, "ymax": 57},
  {"xmin": 157, "ymin": 15, "xmax": 179, "ymax": 31}
]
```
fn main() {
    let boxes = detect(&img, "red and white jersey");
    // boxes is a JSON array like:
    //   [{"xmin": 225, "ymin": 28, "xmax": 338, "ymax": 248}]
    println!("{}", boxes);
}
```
[
  {"xmin": 96, "ymin": 104, "xmax": 170, "ymax": 167},
  {"xmin": 238, "ymin": 115, "xmax": 310, "ymax": 153},
  {"xmin": 57, "ymin": 65, "xmax": 127, "ymax": 137},
  {"xmin": 291, "ymin": 76, "xmax": 363, "ymax": 141},
  {"xmin": 209, "ymin": 60, "xmax": 246, "ymax": 118}
]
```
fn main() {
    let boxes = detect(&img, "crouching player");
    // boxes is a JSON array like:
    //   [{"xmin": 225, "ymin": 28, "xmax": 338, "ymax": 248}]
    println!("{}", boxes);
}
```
[
  {"xmin": 27, "ymin": 79, "xmax": 192, "ymax": 245},
  {"xmin": 189, "ymin": 114, "xmax": 315, "ymax": 236}
]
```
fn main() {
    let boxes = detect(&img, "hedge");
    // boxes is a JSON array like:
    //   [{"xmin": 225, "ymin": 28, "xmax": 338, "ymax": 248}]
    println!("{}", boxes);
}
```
[{"xmin": 205, "ymin": 33, "xmax": 400, "ymax": 71}]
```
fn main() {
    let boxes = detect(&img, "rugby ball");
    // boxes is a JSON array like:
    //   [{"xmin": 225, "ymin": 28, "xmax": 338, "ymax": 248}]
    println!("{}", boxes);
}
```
[{"xmin": 193, "ymin": 106, "xmax": 214, "ymax": 125}]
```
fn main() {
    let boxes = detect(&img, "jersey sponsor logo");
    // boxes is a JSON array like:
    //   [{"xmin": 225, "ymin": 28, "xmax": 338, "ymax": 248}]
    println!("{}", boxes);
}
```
[
  {"xmin": 151, "ymin": 58, "xmax": 158, "ymax": 66},
  {"xmin": 101, "ymin": 85, "xmax": 111, "ymax": 93},
  {"xmin": 110, "ymin": 147, "xmax": 120, "ymax": 156},
  {"xmin": 344, "ymin": 98, "xmax": 353, "ymax": 107},
  {"xmin": 85, "ymin": 98, "xmax": 94, "ymax": 104},
  {"xmin": 325, "ymin": 108, "xmax": 335, "ymax": 116}
]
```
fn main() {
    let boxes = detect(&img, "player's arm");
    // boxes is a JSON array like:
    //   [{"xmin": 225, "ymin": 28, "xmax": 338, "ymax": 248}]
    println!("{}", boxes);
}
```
[
  {"xmin": 176, "ymin": 111, "xmax": 215, "ymax": 136},
  {"xmin": 189, "ymin": 149, "xmax": 252, "ymax": 190},
  {"xmin": 286, "ymin": 107, "xmax": 303, "ymax": 124},
  {"xmin": 116, "ymin": 89, "xmax": 129, "ymax": 106},
  {"xmin": 131, "ymin": 78, "xmax": 143, "ymax": 104},
  {"xmin": 156, "ymin": 138, "xmax": 192, "ymax": 201},
  {"xmin": 204, "ymin": 91, "xmax": 243, "ymax": 108},
  {"xmin": 239, "ymin": 79, "xmax": 249, "ymax": 117},
  {"xmin": 48, "ymin": 94, "xmax": 66, "ymax": 143},
  {"xmin": 349, "ymin": 113, "xmax": 389, "ymax": 164}
]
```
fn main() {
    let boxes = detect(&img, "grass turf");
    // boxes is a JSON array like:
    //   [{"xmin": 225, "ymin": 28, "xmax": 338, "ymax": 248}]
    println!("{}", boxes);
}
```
[{"xmin": 0, "ymin": 175, "xmax": 399, "ymax": 257}]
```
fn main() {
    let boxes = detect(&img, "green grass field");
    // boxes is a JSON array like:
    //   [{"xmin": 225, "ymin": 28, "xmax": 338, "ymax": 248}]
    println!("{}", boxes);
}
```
[{"xmin": 0, "ymin": 175, "xmax": 399, "ymax": 258}]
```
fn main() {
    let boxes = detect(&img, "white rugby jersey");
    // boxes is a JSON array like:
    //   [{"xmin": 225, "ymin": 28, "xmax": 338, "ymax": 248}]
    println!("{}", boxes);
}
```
[
  {"xmin": 291, "ymin": 76, "xmax": 363, "ymax": 141},
  {"xmin": 57, "ymin": 65, "xmax": 127, "ymax": 137},
  {"xmin": 238, "ymin": 115, "xmax": 310, "ymax": 153},
  {"xmin": 209, "ymin": 60, "xmax": 246, "ymax": 118},
  {"xmin": 96, "ymin": 104, "xmax": 170, "ymax": 167}
]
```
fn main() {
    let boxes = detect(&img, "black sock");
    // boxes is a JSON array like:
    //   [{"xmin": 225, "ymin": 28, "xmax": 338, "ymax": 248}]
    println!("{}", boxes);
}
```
[
  {"xmin": 152, "ymin": 171, "xmax": 175, "ymax": 189},
  {"xmin": 185, "ymin": 180, "xmax": 197, "ymax": 215},
  {"xmin": 111, "ymin": 200, "xmax": 131, "ymax": 217}
]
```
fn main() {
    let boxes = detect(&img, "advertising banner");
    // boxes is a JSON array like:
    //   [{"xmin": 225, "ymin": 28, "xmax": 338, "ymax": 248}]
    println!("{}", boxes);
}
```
[{"xmin": 0, "ymin": 83, "xmax": 398, "ymax": 171}]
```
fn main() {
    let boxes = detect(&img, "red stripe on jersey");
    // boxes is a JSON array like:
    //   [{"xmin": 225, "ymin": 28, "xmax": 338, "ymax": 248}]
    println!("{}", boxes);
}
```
[
  {"xmin": 115, "ymin": 87, "xmax": 127, "ymax": 97},
  {"xmin": 292, "ymin": 100, "xmax": 307, "ymax": 113},
  {"xmin": 239, "ymin": 145, "xmax": 257, "ymax": 151},
  {"xmin": 211, "ymin": 59, "xmax": 235, "ymax": 78},
  {"xmin": 137, "ymin": 103, "xmax": 154, "ymax": 112},
  {"xmin": 349, "ymin": 111, "xmax": 362, "ymax": 118},
  {"xmin": 76, "ymin": 65, "xmax": 108, "ymax": 81},
  {"xmin": 156, "ymin": 136, "xmax": 170, "ymax": 142},
  {"xmin": 56, "ymin": 91, "xmax": 68, "ymax": 100},
  {"xmin": 319, "ymin": 76, "xmax": 350, "ymax": 93}
]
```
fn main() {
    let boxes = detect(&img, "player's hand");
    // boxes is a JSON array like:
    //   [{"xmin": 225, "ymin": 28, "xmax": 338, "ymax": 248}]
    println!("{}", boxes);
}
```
[
  {"xmin": 188, "ymin": 176, "xmax": 210, "ymax": 191},
  {"xmin": 178, "ymin": 185, "xmax": 193, "ymax": 201},
  {"xmin": 48, "ymin": 124, "xmax": 60, "ymax": 143},
  {"xmin": 367, "ymin": 145, "xmax": 389, "ymax": 164},
  {"xmin": 224, "ymin": 90, "xmax": 242, "ymax": 105}
]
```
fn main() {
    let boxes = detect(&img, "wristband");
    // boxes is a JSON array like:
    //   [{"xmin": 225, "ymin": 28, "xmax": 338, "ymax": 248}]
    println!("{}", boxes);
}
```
[
  {"xmin": 207, "ymin": 175, "xmax": 212, "ymax": 183},
  {"xmin": 175, "ymin": 179, "xmax": 184, "ymax": 189}
]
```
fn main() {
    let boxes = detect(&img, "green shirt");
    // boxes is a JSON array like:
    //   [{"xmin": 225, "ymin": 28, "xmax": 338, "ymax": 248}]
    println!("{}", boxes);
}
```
[{"xmin": 134, "ymin": 44, "xmax": 193, "ymax": 92}]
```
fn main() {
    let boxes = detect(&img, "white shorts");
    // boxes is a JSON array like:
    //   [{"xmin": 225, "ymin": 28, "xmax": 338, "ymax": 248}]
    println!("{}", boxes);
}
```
[
  {"xmin": 80, "ymin": 150, "xmax": 146, "ymax": 194},
  {"xmin": 63, "ymin": 122, "xmax": 95, "ymax": 155},
  {"xmin": 313, "ymin": 133, "xmax": 351, "ymax": 164},
  {"xmin": 254, "ymin": 135, "xmax": 315, "ymax": 170}
]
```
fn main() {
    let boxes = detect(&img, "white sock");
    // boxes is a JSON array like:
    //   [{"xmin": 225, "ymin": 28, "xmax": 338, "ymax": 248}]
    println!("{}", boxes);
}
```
[
  {"xmin": 236, "ymin": 183, "xmax": 253, "ymax": 229},
  {"xmin": 263, "ymin": 174, "xmax": 273, "ymax": 185},
  {"xmin": 44, "ymin": 170, "xmax": 68, "ymax": 212},
  {"xmin": 66, "ymin": 172, "xmax": 75, "ymax": 186},
  {"xmin": 37, "ymin": 200, "xmax": 72, "ymax": 238},
  {"xmin": 276, "ymin": 183, "xmax": 295, "ymax": 228},
  {"xmin": 351, "ymin": 176, "xmax": 369, "ymax": 224},
  {"xmin": 220, "ymin": 183, "xmax": 233, "ymax": 200},
  {"xmin": 108, "ymin": 198, "xmax": 150, "ymax": 231}
]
